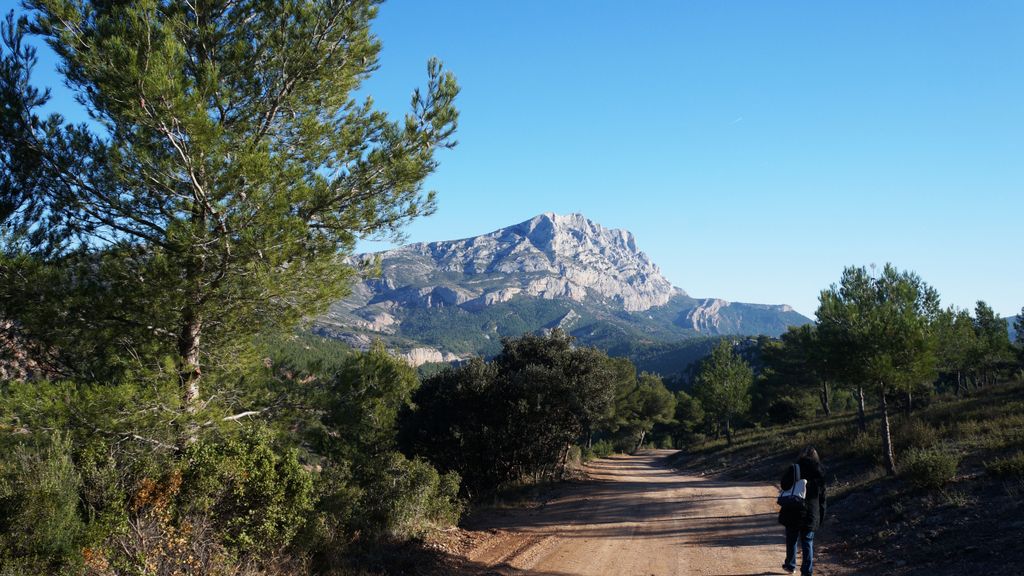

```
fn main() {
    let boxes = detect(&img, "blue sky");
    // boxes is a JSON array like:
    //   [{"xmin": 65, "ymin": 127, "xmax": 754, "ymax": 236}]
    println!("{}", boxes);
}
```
[{"xmin": 18, "ymin": 0, "xmax": 1024, "ymax": 319}]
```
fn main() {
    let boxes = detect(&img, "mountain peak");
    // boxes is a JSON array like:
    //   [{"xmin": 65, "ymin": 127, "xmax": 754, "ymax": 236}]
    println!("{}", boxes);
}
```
[
  {"xmin": 322, "ymin": 213, "xmax": 812, "ymax": 363},
  {"xmin": 499, "ymin": 212, "xmax": 641, "ymax": 270},
  {"xmin": 367, "ymin": 212, "xmax": 677, "ymax": 312}
]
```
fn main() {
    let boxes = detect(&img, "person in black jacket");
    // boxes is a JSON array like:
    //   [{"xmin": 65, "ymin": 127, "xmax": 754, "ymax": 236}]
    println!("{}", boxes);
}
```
[{"xmin": 778, "ymin": 446, "xmax": 826, "ymax": 575}]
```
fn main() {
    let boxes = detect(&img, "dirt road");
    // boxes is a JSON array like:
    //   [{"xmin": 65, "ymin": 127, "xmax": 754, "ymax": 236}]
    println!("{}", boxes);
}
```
[{"xmin": 462, "ymin": 450, "xmax": 794, "ymax": 576}]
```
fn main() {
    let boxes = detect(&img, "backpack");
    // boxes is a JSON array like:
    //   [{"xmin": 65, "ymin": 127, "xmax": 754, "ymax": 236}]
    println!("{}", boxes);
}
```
[{"xmin": 777, "ymin": 463, "xmax": 807, "ymax": 508}]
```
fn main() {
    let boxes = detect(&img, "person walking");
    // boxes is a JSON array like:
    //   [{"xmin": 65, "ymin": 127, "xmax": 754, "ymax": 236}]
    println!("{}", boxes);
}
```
[{"xmin": 778, "ymin": 446, "xmax": 827, "ymax": 575}]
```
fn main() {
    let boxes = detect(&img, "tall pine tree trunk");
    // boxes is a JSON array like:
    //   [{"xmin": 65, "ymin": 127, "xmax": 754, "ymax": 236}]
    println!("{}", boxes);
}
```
[
  {"xmin": 178, "ymin": 310, "xmax": 203, "ymax": 412},
  {"xmin": 880, "ymin": 388, "xmax": 897, "ymax": 475},
  {"xmin": 724, "ymin": 417, "xmax": 733, "ymax": 446},
  {"xmin": 856, "ymin": 386, "xmax": 867, "ymax": 432},
  {"xmin": 820, "ymin": 381, "xmax": 832, "ymax": 417},
  {"xmin": 635, "ymin": 429, "xmax": 646, "ymax": 453},
  {"xmin": 177, "ymin": 307, "xmax": 203, "ymax": 447}
]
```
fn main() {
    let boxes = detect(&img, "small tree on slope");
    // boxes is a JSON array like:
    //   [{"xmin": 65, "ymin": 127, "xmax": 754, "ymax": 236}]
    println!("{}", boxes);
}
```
[
  {"xmin": 693, "ymin": 341, "xmax": 753, "ymax": 446},
  {"xmin": 816, "ymin": 264, "xmax": 939, "ymax": 475}
]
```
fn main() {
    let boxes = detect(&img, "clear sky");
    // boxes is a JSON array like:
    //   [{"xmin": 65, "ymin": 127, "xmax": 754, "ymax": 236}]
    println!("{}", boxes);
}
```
[{"xmin": 17, "ymin": 0, "xmax": 1024, "ymax": 319}]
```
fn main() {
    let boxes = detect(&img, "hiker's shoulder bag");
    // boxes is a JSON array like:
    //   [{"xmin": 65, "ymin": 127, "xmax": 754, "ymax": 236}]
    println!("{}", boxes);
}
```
[{"xmin": 777, "ymin": 463, "xmax": 807, "ymax": 507}]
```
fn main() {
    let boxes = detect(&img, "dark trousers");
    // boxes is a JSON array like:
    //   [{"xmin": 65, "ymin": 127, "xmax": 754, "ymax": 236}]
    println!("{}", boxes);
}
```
[{"xmin": 784, "ymin": 526, "xmax": 815, "ymax": 575}]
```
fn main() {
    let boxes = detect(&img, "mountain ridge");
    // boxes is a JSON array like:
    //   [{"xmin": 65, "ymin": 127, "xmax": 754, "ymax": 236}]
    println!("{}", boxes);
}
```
[{"xmin": 315, "ymin": 213, "xmax": 812, "ymax": 364}]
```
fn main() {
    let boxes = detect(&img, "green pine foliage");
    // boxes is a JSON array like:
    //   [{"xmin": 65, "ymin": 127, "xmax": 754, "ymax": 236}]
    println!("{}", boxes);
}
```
[
  {"xmin": 816, "ymin": 264, "xmax": 941, "ymax": 474},
  {"xmin": 612, "ymin": 372, "xmax": 677, "ymax": 451},
  {"xmin": 0, "ymin": 0, "xmax": 458, "ymax": 431},
  {"xmin": 262, "ymin": 332, "xmax": 356, "ymax": 375},
  {"xmin": 0, "ymin": 2, "xmax": 463, "ymax": 569},
  {"xmin": 693, "ymin": 341, "xmax": 753, "ymax": 445}
]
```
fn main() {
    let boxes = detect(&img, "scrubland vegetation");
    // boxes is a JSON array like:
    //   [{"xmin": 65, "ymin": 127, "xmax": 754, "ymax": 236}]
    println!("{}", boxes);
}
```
[
  {"xmin": 660, "ymin": 266, "xmax": 1024, "ymax": 574},
  {"xmin": 669, "ymin": 380, "xmax": 1024, "ymax": 573},
  {"xmin": 0, "ymin": 327, "xmax": 679, "ymax": 574},
  {"xmin": 663, "ymin": 266, "xmax": 1023, "ymax": 479},
  {"xmin": 1, "ymin": 0, "xmax": 1022, "ymax": 574}
]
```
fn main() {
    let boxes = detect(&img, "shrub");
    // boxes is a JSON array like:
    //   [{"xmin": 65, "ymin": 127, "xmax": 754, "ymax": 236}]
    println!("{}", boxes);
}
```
[
  {"xmin": 180, "ymin": 426, "xmax": 314, "ymax": 554},
  {"xmin": 355, "ymin": 452, "xmax": 462, "ymax": 541},
  {"xmin": 895, "ymin": 417, "xmax": 939, "ymax": 452},
  {"xmin": 0, "ymin": 431, "xmax": 85, "ymax": 570},
  {"xmin": 767, "ymin": 396, "xmax": 814, "ymax": 425},
  {"xmin": 586, "ymin": 440, "xmax": 614, "ymax": 460},
  {"xmin": 986, "ymin": 452, "xmax": 1024, "ymax": 478},
  {"xmin": 902, "ymin": 447, "xmax": 959, "ymax": 489},
  {"xmin": 839, "ymin": 431, "xmax": 878, "ymax": 461}
]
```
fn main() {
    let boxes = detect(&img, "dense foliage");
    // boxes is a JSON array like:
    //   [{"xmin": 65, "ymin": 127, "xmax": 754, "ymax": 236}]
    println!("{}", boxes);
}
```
[
  {"xmin": 400, "ymin": 330, "xmax": 676, "ymax": 496},
  {"xmin": 679, "ymin": 264, "xmax": 1022, "ymax": 482},
  {"xmin": 0, "ymin": 0, "xmax": 458, "ymax": 444},
  {"xmin": 0, "ymin": 0, "xmax": 1020, "ymax": 570},
  {"xmin": 0, "ymin": 1, "xmax": 466, "ymax": 573},
  {"xmin": 692, "ymin": 341, "xmax": 753, "ymax": 445}
]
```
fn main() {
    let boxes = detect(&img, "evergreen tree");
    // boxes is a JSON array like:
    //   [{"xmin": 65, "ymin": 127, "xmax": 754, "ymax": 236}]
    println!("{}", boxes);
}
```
[
  {"xmin": 934, "ymin": 307, "xmax": 978, "ymax": 395},
  {"xmin": 816, "ymin": 264, "xmax": 939, "ymax": 475},
  {"xmin": 669, "ymin": 390, "xmax": 704, "ymax": 446},
  {"xmin": 1014, "ymin": 307, "xmax": 1024, "ymax": 368},
  {"xmin": 0, "ymin": 2, "xmax": 458, "ymax": 437},
  {"xmin": 971, "ymin": 301, "xmax": 1013, "ymax": 386},
  {"xmin": 402, "ymin": 331, "xmax": 620, "ymax": 495},
  {"xmin": 615, "ymin": 372, "xmax": 676, "ymax": 451},
  {"xmin": 693, "ymin": 341, "xmax": 753, "ymax": 445},
  {"xmin": 758, "ymin": 324, "xmax": 830, "ymax": 419}
]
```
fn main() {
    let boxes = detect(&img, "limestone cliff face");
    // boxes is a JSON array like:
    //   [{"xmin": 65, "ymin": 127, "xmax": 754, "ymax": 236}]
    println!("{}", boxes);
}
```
[
  {"xmin": 317, "ymin": 212, "xmax": 811, "ymax": 362},
  {"xmin": 364, "ymin": 212, "xmax": 679, "ymax": 313},
  {"xmin": 684, "ymin": 299, "xmax": 732, "ymax": 332},
  {"xmin": 399, "ymin": 347, "xmax": 466, "ymax": 366}
]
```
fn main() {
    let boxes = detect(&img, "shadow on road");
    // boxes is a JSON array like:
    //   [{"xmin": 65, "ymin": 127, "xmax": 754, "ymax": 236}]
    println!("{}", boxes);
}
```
[{"xmin": 465, "ymin": 451, "xmax": 784, "ymax": 549}]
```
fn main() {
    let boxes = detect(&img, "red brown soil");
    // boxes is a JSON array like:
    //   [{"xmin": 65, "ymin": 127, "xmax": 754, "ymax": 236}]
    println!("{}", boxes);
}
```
[{"xmin": 445, "ymin": 450, "xmax": 840, "ymax": 576}]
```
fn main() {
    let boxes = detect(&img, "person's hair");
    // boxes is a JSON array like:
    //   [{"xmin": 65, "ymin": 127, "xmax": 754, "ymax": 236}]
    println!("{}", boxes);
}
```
[{"xmin": 800, "ymin": 446, "xmax": 820, "ymax": 462}]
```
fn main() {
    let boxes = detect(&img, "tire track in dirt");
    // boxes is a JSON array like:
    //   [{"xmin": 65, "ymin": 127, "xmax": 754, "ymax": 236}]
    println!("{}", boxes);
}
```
[{"xmin": 469, "ymin": 532, "xmax": 560, "ymax": 571}]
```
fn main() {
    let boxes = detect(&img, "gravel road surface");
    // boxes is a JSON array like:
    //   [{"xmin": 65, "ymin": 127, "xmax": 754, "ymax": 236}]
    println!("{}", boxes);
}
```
[{"xmin": 463, "ymin": 450, "xmax": 797, "ymax": 576}]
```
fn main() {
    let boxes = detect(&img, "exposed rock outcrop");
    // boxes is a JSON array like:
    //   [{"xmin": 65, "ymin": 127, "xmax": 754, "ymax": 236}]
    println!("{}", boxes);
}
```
[
  {"xmin": 399, "ymin": 347, "xmax": 467, "ymax": 367},
  {"xmin": 355, "ymin": 212, "xmax": 679, "ymax": 314},
  {"xmin": 684, "ymin": 298, "xmax": 732, "ymax": 332},
  {"xmin": 315, "ymin": 212, "xmax": 812, "ymax": 360}
]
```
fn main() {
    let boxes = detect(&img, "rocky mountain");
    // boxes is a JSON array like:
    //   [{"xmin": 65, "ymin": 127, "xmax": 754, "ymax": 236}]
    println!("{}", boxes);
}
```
[{"xmin": 314, "ymin": 212, "xmax": 812, "ymax": 364}]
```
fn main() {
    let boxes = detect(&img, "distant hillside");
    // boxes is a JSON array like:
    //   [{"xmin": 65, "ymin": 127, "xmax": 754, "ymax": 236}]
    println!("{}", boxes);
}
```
[
  {"xmin": 1010, "ymin": 315, "xmax": 1020, "ymax": 343},
  {"xmin": 315, "ymin": 213, "xmax": 812, "ymax": 364}
]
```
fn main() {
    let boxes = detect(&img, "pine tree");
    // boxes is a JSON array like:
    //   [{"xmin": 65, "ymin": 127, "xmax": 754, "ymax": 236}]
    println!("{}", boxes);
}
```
[
  {"xmin": 972, "ymin": 301, "xmax": 1013, "ymax": 386},
  {"xmin": 816, "ymin": 264, "xmax": 939, "ymax": 475},
  {"xmin": 0, "ymin": 2, "xmax": 458, "ymax": 439},
  {"xmin": 934, "ymin": 307, "xmax": 979, "ymax": 396},
  {"xmin": 693, "ymin": 341, "xmax": 752, "ymax": 445}
]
